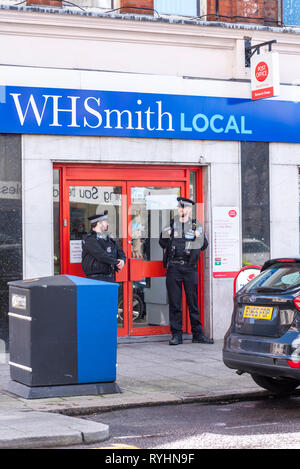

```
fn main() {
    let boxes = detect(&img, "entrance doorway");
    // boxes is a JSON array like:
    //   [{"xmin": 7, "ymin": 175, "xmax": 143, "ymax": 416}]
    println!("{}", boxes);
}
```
[{"xmin": 53, "ymin": 165, "xmax": 204, "ymax": 337}]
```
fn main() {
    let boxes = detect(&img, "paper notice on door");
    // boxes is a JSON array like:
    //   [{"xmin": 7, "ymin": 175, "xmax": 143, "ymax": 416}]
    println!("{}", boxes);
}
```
[
  {"xmin": 70, "ymin": 240, "xmax": 83, "ymax": 263},
  {"xmin": 212, "ymin": 207, "xmax": 240, "ymax": 278}
]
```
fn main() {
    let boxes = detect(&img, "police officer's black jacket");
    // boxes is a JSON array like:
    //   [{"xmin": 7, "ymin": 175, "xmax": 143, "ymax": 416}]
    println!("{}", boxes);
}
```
[
  {"xmin": 159, "ymin": 216, "xmax": 208, "ymax": 268},
  {"xmin": 81, "ymin": 230, "xmax": 126, "ymax": 276}
]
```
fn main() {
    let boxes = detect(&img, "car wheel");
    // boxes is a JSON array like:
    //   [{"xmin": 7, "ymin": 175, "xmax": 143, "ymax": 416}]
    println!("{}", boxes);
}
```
[
  {"xmin": 251, "ymin": 374, "xmax": 300, "ymax": 395},
  {"xmin": 118, "ymin": 294, "xmax": 144, "ymax": 322},
  {"xmin": 132, "ymin": 293, "xmax": 144, "ymax": 321}
]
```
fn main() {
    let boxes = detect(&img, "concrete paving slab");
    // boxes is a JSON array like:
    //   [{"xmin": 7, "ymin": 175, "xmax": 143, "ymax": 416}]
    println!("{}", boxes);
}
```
[{"xmin": 0, "ymin": 411, "xmax": 109, "ymax": 448}]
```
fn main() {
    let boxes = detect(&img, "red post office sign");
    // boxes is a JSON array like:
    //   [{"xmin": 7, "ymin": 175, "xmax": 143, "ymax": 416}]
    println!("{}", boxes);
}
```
[
  {"xmin": 233, "ymin": 265, "xmax": 262, "ymax": 296},
  {"xmin": 251, "ymin": 52, "xmax": 279, "ymax": 100}
]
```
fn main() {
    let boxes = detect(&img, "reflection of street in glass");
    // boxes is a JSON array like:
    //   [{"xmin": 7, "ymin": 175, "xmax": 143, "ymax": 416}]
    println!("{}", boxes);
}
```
[
  {"xmin": 118, "ymin": 281, "xmax": 146, "ymax": 324},
  {"xmin": 242, "ymin": 237, "xmax": 270, "ymax": 266},
  {"xmin": 0, "ymin": 339, "xmax": 7, "ymax": 364},
  {"xmin": 131, "ymin": 210, "xmax": 145, "ymax": 259}
]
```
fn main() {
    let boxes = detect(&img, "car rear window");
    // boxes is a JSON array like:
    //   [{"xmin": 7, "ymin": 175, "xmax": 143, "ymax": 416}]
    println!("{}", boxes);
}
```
[{"xmin": 243, "ymin": 262, "xmax": 300, "ymax": 292}]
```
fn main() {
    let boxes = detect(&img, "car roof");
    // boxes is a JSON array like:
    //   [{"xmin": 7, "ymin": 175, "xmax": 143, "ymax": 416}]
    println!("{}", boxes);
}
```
[{"xmin": 261, "ymin": 257, "xmax": 300, "ymax": 272}]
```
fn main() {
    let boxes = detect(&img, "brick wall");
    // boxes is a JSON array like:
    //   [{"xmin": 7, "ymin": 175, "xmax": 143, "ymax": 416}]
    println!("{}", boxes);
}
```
[
  {"xmin": 119, "ymin": 0, "xmax": 154, "ymax": 15},
  {"xmin": 264, "ymin": 0, "xmax": 279, "ymax": 26},
  {"xmin": 26, "ymin": 0, "xmax": 61, "ymax": 6},
  {"xmin": 207, "ymin": 0, "xmax": 278, "ymax": 25}
]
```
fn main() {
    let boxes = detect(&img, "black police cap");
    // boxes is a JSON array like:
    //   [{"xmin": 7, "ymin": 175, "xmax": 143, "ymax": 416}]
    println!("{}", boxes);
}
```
[
  {"xmin": 88, "ymin": 210, "xmax": 108, "ymax": 223},
  {"xmin": 177, "ymin": 197, "xmax": 195, "ymax": 207}
]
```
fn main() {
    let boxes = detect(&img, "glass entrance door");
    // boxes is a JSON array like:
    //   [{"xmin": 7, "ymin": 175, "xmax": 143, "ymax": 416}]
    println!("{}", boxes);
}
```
[
  {"xmin": 128, "ymin": 183, "xmax": 184, "ymax": 335},
  {"xmin": 56, "ymin": 164, "xmax": 201, "ymax": 338}
]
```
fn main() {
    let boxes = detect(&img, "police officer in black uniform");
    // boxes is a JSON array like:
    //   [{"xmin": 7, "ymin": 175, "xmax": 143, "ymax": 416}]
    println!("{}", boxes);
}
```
[
  {"xmin": 159, "ymin": 197, "xmax": 213, "ymax": 346},
  {"xmin": 81, "ymin": 211, "xmax": 126, "ymax": 282}
]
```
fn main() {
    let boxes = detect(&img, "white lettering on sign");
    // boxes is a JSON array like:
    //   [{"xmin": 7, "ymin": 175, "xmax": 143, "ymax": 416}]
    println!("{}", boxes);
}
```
[
  {"xmin": 53, "ymin": 185, "xmax": 122, "ymax": 205},
  {"xmin": 10, "ymin": 94, "xmax": 175, "ymax": 132},
  {"xmin": 255, "ymin": 62, "xmax": 269, "ymax": 82},
  {"xmin": 10, "ymin": 93, "xmax": 48, "ymax": 126},
  {"xmin": 9, "ymin": 92, "xmax": 254, "ymax": 136},
  {"xmin": 180, "ymin": 113, "xmax": 252, "ymax": 135}
]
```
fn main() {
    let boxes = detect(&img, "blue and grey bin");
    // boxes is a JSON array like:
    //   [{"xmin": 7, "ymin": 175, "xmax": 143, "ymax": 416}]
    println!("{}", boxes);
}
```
[{"xmin": 6, "ymin": 275, "xmax": 121, "ymax": 399}]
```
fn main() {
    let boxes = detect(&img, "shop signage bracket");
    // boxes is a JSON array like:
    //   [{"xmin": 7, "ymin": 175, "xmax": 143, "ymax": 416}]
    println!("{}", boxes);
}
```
[{"xmin": 245, "ymin": 38, "xmax": 277, "ymax": 67}]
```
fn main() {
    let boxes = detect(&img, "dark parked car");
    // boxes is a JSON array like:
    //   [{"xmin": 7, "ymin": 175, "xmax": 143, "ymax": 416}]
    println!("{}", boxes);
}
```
[{"xmin": 223, "ymin": 258, "xmax": 300, "ymax": 394}]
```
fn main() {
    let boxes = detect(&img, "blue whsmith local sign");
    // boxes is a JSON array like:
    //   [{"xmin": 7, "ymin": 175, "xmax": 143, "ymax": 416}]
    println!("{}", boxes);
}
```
[{"xmin": 0, "ymin": 85, "xmax": 299, "ymax": 142}]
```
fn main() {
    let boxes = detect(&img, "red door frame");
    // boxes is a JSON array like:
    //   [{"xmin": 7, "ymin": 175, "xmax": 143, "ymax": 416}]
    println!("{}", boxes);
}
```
[
  {"xmin": 127, "ymin": 180, "xmax": 185, "ymax": 336},
  {"xmin": 54, "ymin": 163, "xmax": 204, "ymax": 337}
]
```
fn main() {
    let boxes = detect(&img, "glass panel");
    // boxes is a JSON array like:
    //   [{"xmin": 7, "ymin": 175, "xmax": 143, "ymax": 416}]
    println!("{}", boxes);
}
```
[
  {"xmin": 53, "ymin": 169, "xmax": 61, "ymax": 275},
  {"xmin": 190, "ymin": 171, "xmax": 196, "ymax": 202},
  {"xmin": 241, "ymin": 142, "xmax": 270, "ymax": 267},
  {"xmin": 69, "ymin": 185, "xmax": 122, "ymax": 242},
  {"xmin": 117, "ymin": 283, "xmax": 124, "ymax": 327},
  {"xmin": 0, "ymin": 135, "xmax": 22, "ymax": 351},
  {"xmin": 130, "ymin": 186, "xmax": 180, "ymax": 328},
  {"xmin": 154, "ymin": 0, "xmax": 198, "ymax": 16},
  {"xmin": 133, "ymin": 277, "xmax": 169, "ymax": 328},
  {"xmin": 243, "ymin": 263, "xmax": 300, "ymax": 293},
  {"xmin": 130, "ymin": 186, "xmax": 180, "ymax": 261},
  {"xmin": 69, "ymin": 185, "xmax": 124, "ymax": 328},
  {"xmin": 283, "ymin": 0, "xmax": 300, "ymax": 26}
]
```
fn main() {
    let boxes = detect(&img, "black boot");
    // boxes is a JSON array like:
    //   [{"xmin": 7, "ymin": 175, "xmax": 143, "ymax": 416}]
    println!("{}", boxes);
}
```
[
  {"xmin": 192, "ymin": 334, "xmax": 214, "ymax": 344},
  {"xmin": 169, "ymin": 334, "xmax": 183, "ymax": 345}
]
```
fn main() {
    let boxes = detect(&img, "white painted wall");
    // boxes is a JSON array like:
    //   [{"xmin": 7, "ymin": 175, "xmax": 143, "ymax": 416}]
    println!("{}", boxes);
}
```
[{"xmin": 0, "ymin": 9, "xmax": 300, "ymax": 84}]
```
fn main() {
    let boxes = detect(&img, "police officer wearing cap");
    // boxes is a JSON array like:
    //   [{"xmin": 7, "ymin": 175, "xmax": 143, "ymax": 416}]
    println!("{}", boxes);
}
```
[
  {"xmin": 159, "ymin": 197, "xmax": 213, "ymax": 346},
  {"xmin": 81, "ymin": 211, "xmax": 126, "ymax": 282}
]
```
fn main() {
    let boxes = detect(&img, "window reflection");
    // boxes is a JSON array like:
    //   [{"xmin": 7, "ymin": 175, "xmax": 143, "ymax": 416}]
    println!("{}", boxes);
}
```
[
  {"xmin": 131, "ymin": 277, "xmax": 169, "ymax": 328},
  {"xmin": 69, "ymin": 185, "xmax": 122, "ymax": 243},
  {"xmin": 241, "ymin": 142, "xmax": 270, "ymax": 267},
  {"xmin": 53, "ymin": 169, "xmax": 61, "ymax": 275},
  {"xmin": 0, "ymin": 135, "xmax": 22, "ymax": 347},
  {"xmin": 130, "ymin": 186, "xmax": 180, "ymax": 262},
  {"xmin": 68, "ymin": 185, "xmax": 124, "ymax": 329},
  {"xmin": 130, "ymin": 186, "xmax": 179, "ymax": 328}
]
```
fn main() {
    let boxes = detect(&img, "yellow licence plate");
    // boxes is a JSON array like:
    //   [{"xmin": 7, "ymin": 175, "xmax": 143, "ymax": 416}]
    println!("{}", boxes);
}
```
[{"xmin": 243, "ymin": 305, "xmax": 273, "ymax": 320}]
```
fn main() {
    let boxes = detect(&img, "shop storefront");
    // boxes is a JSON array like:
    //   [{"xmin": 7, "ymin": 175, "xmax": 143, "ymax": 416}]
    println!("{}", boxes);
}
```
[
  {"xmin": 0, "ymin": 76, "xmax": 299, "ymax": 346},
  {"xmin": 1, "ymin": 8, "xmax": 300, "ymax": 347}
]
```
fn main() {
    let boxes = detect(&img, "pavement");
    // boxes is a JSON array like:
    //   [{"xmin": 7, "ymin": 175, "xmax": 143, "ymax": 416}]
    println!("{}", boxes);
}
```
[{"xmin": 0, "ymin": 336, "xmax": 292, "ymax": 449}]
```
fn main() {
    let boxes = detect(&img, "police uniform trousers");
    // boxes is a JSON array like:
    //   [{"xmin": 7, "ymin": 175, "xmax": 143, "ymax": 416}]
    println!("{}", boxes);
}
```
[{"xmin": 166, "ymin": 263, "xmax": 203, "ymax": 336}]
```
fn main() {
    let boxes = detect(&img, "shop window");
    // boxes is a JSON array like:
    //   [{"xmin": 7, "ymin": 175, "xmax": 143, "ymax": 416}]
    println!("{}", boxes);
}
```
[
  {"xmin": 154, "ymin": 0, "xmax": 200, "ymax": 16},
  {"xmin": 0, "ymin": 134, "xmax": 22, "ymax": 346},
  {"xmin": 241, "ymin": 142, "xmax": 270, "ymax": 267},
  {"xmin": 283, "ymin": 0, "xmax": 300, "ymax": 26}
]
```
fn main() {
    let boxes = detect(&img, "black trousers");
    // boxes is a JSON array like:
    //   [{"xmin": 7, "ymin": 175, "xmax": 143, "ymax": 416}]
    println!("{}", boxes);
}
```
[
  {"xmin": 87, "ymin": 273, "xmax": 115, "ymax": 283},
  {"xmin": 166, "ymin": 264, "xmax": 203, "ymax": 336}
]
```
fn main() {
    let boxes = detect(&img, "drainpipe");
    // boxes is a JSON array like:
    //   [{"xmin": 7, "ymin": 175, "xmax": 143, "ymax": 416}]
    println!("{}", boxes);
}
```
[
  {"xmin": 215, "ymin": 0, "xmax": 219, "ymax": 19},
  {"xmin": 278, "ymin": 0, "xmax": 282, "ymax": 26}
]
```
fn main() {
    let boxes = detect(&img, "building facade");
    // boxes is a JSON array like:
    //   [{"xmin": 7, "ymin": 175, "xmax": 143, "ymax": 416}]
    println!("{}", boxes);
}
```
[{"xmin": 1, "ymin": 0, "xmax": 300, "ymax": 347}]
